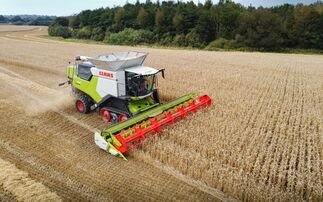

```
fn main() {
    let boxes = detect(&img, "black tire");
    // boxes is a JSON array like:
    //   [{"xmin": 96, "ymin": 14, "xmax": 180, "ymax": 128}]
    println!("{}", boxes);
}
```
[
  {"xmin": 110, "ymin": 112, "xmax": 119, "ymax": 124},
  {"xmin": 75, "ymin": 95, "xmax": 91, "ymax": 114}
]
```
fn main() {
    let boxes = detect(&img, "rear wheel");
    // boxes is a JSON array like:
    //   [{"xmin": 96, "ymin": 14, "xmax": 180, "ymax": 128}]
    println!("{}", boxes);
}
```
[{"xmin": 75, "ymin": 95, "xmax": 91, "ymax": 113}]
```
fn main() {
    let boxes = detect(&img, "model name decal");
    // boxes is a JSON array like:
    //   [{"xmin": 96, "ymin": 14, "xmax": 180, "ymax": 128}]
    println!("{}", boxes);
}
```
[{"xmin": 99, "ymin": 71, "xmax": 114, "ymax": 78}]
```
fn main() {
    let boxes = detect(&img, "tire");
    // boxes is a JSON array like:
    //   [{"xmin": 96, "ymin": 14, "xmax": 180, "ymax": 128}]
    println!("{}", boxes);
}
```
[
  {"xmin": 110, "ymin": 112, "xmax": 119, "ymax": 124},
  {"xmin": 75, "ymin": 95, "xmax": 91, "ymax": 114},
  {"xmin": 99, "ymin": 108, "xmax": 110, "ymax": 123},
  {"xmin": 118, "ymin": 114, "xmax": 128, "ymax": 122}
]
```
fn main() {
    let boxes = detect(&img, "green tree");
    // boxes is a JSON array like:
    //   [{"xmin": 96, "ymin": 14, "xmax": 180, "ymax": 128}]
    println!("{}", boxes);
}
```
[
  {"xmin": 53, "ymin": 17, "xmax": 69, "ymax": 27},
  {"xmin": 114, "ymin": 8, "xmax": 126, "ymax": 31},
  {"xmin": 195, "ymin": 10, "xmax": 217, "ymax": 43},
  {"xmin": 155, "ymin": 8, "xmax": 165, "ymax": 32},
  {"xmin": 186, "ymin": 29, "xmax": 204, "ymax": 48},
  {"xmin": 293, "ymin": 5, "xmax": 323, "ymax": 49},
  {"xmin": 0, "ymin": 15, "xmax": 6, "ymax": 23},
  {"xmin": 79, "ymin": 10, "xmax": 92, "ymax": 27},
  {"xmin": 91, "ymin": 27, "xmax": 104, "ymax": 41},
  {"xmin": 219, "ymin": 1, "xmax": 242, "ymax": 39},
  {"xmin": 48, "ymin": 17, "xmax": 71, "ymax": 38},
  {"xmin": 204, "ymin": 0, "xmax": 213, "ymax": 9},
  {"xmin": 69, "ymin": 15, "xmax": 80, "ymax": 29},
  {"xmin": 61, "ymin": 0, "xmax": 323, "ymax": 50},
  {"xmin": 172, "ymin": 13, "xmax": 184, "ymax": 34},
  {"xmin": 271, "ymin": 4, "xmax": 295, "ymax": 47},
  {"xmin": 177, "ymin": 2, "xmax": 199, "ymax": 34},
  {"xmin": 11, "ymin": 16, "xmax": 22, "ymax": 22},
  {"xmin": 105, "ymin": 28, "xmax": 154, "ymax": 45},
  {"xmin": 77, "ymin": 26, "xmax": 92, "ymax": 39},
  {"xmin": 100, "ymin": 9, "xmax": 114, "ymax": 29},
  {"xmin": 137, "ymin": 7, "xmax": 149, "ymax": 28},
  {"xmin": 48, "ymin": 25, "xmax": 71, "ymax": 38},
  {"xmin": 173, "ymin": 34, "xmax": 186, "ymax": 46},
  {"xmin": 237, "ymin": 9, "xmax": 283, "ymax": 49}
]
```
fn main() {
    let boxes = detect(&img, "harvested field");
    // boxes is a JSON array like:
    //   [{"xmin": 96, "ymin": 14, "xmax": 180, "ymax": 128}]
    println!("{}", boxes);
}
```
[
  {"xmin": 0, "ymin": 25, "xmax": 43, "ymax": 32},
  {"xmin": 0, "ymin": 25, "xmax": 322, "ymax": 201},
  {"xmin": 0, "ymin": 157, "xmax": 61, "ymax": 201}
]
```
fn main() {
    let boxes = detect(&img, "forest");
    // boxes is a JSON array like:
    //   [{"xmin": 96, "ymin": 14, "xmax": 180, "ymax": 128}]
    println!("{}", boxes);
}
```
[
  {"xmin": 0, "ymin": 15, "xmax": 55, "ymax": 26},
  {"xmin": 48, "ymin": 0, "xmax": 323, "ymax": 51}
]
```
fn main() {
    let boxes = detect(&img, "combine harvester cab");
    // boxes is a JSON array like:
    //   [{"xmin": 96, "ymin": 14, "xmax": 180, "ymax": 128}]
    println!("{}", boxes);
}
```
[{"xmin": 63, "ymin": 51, "xmax": 211, "ymax": 160}]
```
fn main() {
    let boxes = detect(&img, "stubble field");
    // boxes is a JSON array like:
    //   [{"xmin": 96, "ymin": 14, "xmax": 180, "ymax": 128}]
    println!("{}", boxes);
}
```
[{"xmin": 0, "ymin": 25, "xmax": 322, "ymax": 201}]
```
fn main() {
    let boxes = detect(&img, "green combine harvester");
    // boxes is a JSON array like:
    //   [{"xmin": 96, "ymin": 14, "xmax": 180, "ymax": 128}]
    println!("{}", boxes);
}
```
[{"xmin": 61, "ymin": 51, "xmax": 211, "ymax": 160}]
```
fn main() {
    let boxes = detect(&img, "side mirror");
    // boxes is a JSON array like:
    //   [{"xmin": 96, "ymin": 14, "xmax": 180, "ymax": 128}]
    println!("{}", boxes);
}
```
[
  {"xmin": 159, "ymin": 69, "xmax": 165, "ymax": 79},
  {"xmin": 58, "ymin": 81, "xmax": 67, "ymax": 86}
]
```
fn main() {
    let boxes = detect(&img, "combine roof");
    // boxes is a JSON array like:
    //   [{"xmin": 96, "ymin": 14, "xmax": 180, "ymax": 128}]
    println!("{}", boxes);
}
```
[{"xmin": 126, "ymin": 66, "xmax": 158, "ymax": 75}]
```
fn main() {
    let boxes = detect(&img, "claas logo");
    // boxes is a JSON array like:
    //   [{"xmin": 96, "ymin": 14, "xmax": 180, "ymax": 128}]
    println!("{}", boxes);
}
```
[{"xmin": 99, "ymin": 71, "xmax": 114, "ymax": 78}]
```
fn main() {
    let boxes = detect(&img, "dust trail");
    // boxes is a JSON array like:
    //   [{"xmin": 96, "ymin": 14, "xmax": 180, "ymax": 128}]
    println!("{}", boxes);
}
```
[
  {"xmin": 0, "ymin": 65, "xmax": 27, "ymax": 79},
  {"xmin": 0, "ymin": 70, "xmax": 70, "ymax": 115},
  {"xmin": 0, "ymin": 157, "xmax": 62, "ymax": 202},
  {"xmin": 0, "ymin": 68, "xmax": 96, "ymax": 132}
]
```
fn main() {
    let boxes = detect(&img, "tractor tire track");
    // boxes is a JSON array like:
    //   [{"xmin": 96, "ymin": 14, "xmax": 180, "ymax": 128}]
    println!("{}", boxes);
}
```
[{"xmin": 0, "ymin": 157, "xmax": 62, "ymax": 202}]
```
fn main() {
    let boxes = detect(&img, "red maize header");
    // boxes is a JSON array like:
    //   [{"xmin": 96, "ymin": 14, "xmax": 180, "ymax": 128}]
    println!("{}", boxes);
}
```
[{"xmin": 113, "ymin": 95, "xmax": 212, "ymax": 153}]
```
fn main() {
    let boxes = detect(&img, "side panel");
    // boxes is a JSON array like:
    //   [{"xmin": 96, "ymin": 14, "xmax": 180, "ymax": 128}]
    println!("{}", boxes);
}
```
[
  {"xmin": 72, "ymin": 76, "xmax": 90, "ymax": 92},
  {"xmin": 84, "ymin": 76, "xmax": 102, "ymax": 103},
  {"xmin": 96, "ymin": 77, "xmax": 118, "ymax": 97},
  {"xmin": 91, "ymin": 67, "xmax": 124, "ymax": 97},
  {"xmin": 116, "ymin": 71, "xmax": 126, "ymax": 96},
  {"xmin": 73, "ymin": 76, "xmax": 102, "ymax": 103}
]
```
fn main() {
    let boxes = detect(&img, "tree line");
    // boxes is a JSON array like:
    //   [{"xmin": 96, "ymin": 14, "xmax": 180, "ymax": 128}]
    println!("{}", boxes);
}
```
[
  {"xmin": 0, "ymin": 15, "xmax": 55, "ymax": 26},
  {"xmin": 48, "ymin": 0, "xmax": 323, "ymax": 50}
]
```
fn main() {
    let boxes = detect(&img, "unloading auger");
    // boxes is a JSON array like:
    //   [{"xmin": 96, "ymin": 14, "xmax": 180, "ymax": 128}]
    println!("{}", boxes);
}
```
[{"xmin": 62, "ymin": 51, "xmax": 211, "ymax": 160}]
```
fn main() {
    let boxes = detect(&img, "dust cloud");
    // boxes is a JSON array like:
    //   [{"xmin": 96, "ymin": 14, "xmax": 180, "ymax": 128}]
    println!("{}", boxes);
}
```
[{"xmin": 0, "ymin": 70, "xmax": 72, "ymax": 116}]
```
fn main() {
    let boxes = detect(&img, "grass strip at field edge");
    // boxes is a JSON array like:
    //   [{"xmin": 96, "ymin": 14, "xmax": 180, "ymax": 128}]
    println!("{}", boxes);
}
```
[{"xmin": 41, "ymin": 35, "xmax": 323, "ymax": 56}]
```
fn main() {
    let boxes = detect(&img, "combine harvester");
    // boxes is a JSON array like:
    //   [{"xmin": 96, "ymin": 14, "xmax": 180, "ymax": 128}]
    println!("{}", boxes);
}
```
[{"xmin": 62, "ymin": 51, "xmax": 211, "ymax": 160}]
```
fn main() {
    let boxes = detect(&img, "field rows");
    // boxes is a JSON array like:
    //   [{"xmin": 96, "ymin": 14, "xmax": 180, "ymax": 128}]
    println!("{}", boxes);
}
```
[
  {"xmin": 0, "ymin": 26, "xmax": 322, "ymax": 201},
  {"xmin": 136, "ymin": 54, "xmax": 322, "ymax": 201}
]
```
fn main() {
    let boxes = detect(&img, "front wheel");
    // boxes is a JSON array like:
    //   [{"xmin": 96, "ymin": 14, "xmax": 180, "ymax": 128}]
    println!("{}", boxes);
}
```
[{"xmin": 75, "ymin": 95, "xmax": 91, "ymax": 114}]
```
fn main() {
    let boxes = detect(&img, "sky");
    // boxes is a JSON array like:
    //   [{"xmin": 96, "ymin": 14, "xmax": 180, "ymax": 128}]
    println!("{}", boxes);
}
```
[{"xmin": 0, "ymin": 0, "xmax": 318, "ymax": 16}]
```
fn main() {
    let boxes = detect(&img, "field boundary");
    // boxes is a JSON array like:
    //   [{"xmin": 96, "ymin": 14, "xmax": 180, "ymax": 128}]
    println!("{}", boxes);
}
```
[{"xmin": 41, "ymin": 35, "xmax": 323, "ymax": 56}]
